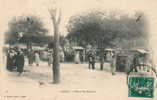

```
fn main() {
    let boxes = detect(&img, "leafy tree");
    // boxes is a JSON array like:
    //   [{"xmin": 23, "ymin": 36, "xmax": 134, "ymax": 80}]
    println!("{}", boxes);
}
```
[
  {"xmin": 5, "ymin": 16, "xmax": 48, "ymax": 44},
  {"xmin": 66, "ymin": 10, "xmax": 148, "ymax": 49}
]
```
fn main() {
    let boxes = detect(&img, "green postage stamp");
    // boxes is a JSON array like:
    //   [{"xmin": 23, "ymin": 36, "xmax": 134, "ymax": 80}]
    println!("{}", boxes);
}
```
[{"xmin": 128, "ymin": 77, "xmax": 154, "ymax": 98}]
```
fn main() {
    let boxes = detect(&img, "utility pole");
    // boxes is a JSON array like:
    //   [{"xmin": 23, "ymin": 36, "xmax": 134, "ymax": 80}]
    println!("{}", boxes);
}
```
[{"xmin": 48, "ymin": 2, "xmax": 61, "ymax": 84}]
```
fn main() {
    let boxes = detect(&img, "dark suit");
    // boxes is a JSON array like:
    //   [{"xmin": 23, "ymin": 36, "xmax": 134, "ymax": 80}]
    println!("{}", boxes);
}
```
[{"xmin": 15, "ymin": 53, "xmax": 25, "ymax": 73}]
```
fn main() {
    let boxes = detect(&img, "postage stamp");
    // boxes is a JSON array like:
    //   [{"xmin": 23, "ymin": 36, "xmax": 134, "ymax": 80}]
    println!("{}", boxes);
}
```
[{"xmin": 128, "ymin": 77, "xmax": 154, "ymax": 98}]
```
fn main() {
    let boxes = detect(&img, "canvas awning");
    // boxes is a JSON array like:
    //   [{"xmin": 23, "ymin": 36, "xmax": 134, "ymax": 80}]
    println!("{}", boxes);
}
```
[
  {"xmin": 73, "ymin": 46, "xmax": 84, "ymax": 50},
  {"xmin": 136, "ymin": 49, "xmax": 148, "ymax": 54}
]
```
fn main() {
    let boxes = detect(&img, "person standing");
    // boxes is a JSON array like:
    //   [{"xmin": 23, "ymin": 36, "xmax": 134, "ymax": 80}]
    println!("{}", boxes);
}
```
[
  {"xmin": 15, "ymin": 50, "xmax": 25, "ymax": 76},
  {"xmin": 88, "ymin": 52, "xmax": 95, "ymax": 70},
  {"xmin": 88, "ymin": 53, "xmax": 93, "ymax": 69},
  {"xmin": 74, "ymin": 51, "xmax": 80, "ymax": 64},
  {"xmin": 6, "ymin": 50, "xmax": 15, "ymax": 71},
  {"xmin": 60, "ymin": 51, "xmax": 65, "ymax": 62},
  {"xmin": 110, "ymin": 53, "xmax": 116, "ymax": 75},
  {"xmin": 48, "ymin": 51, "xmax": 53, "ymax": 66},
  {"xmin": 34, "ymin": 51, "xmax": 40, "ymax": 66},
  {"xmin": 91, "ymin": 53, "xmax": 96, "ymax": 70},
  {"xmin": 27, "ymin": 49, "xmax": 34, "ymax": 66},
  {"xmin": 82, "ymin": 50, "xmax": 86, "ymax": 63}
]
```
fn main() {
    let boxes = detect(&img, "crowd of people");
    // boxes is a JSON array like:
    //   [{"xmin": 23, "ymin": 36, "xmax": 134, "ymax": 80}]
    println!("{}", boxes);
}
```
[
  {"xmin": 6, "ymin": 47, "xmax": 116, "ymax": 76},
  {"xmin": 6, "ymin": 46, "xmax": 153, "ymax": 77},
  {"xmin": 86, "ymin": 49, "xmax": 155, "ymax": 76},
  {"xmin": 6, "ymin": 48, "xmax": 25, "ymax": 76},
  {"xmin": 87, "ymin": 50, "xmax": 116, "ymax": 75},
  {"xmin": 6, "ymin": 48, "xmax": 53, "ymax": 76}
]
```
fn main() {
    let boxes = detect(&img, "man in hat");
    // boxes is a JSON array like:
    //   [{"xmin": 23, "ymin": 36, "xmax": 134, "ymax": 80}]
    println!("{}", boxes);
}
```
[
  {"xmin": 27, "ymin": 49, "xmax": 34, "ymax": 66},
  {"xmin": 88, "ymin": 51, "xmax": 96, "ymax": 70}
]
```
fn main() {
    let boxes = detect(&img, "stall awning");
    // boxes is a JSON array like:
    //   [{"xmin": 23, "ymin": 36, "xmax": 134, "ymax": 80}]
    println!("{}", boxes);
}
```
[{"xmin": 73, "ymin": 46, "xmax": 84, "ymax": 50}]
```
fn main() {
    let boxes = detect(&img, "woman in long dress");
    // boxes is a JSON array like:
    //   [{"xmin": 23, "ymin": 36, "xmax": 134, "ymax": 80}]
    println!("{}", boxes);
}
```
[
  {"xmin": 74, "ymin": 51, "xmax": 80, "ymax": 64},
  {"xmin": 34, "ymin": 51, "xmax": 40, "ymax": 66},
  {"xmin": 6, "ymin": 50, "xmax": 16, "ymax": 71},
  {"xmin": 48, "ymin": 52, "xmax": 53, "ymax": 66}
]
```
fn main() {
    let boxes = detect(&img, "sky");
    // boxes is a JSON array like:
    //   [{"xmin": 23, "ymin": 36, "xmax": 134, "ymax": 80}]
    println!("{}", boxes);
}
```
[
  {"xmin": 1, "ymin": 0, "xmax": 154, "ymax": 36},
  {"xmin": 0, "ymin": 0, "xmax": 157, "ymax": 63}
]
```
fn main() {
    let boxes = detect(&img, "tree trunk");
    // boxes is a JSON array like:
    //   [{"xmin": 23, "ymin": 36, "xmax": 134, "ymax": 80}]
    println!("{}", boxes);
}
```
[
  {"xmin": 100, "ymin": 40, "xmax": 104, "ymax": 70},
  {"xmin": 48, "ymin": 4, "xmax": 62, "ymax": 84},
  {"xmin": 52, "ymin": 18, "xmax": 60, "ymax": 84},
  {"xmin": 100, "ymin": 48, "xmax": 104, "ymax": 70}
]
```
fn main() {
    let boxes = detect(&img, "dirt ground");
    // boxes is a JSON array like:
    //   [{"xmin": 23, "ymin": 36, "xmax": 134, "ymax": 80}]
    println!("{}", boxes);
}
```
[{"xmin": 0, "ymin": 61, "xmax": 156, "ymax": 100}]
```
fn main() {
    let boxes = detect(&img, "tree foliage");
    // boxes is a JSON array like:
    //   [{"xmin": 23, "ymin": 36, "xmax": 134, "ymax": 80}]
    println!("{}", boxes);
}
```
[
  {"xmin": 5, "ymin": 16, "xmax": 48, "ymax": 44},
  {"xmin": 66, "ymin": 10, "xmax": 148, "ymax": 49}
]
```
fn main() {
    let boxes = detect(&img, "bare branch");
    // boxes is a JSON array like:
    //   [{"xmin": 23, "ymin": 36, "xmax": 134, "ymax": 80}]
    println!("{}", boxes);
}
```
[
  {"xmin": 57, "ymin": 8, "xmax": 62, "ymax": 25},
  {"xmin": 48, "ymin": 8, "xmax": 57, "ymax": 20}
]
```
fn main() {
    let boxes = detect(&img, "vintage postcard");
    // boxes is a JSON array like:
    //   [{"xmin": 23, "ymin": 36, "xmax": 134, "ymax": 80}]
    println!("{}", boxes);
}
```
[{"xmin": 0, "ymin": 0, "xmax": 157, "ymax": 100}]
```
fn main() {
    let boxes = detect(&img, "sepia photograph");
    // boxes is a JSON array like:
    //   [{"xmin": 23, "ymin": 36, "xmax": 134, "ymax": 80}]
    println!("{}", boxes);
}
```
[{"xmin": 0, "ymin": 0, "xmax": 157, "ymax": 100}]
